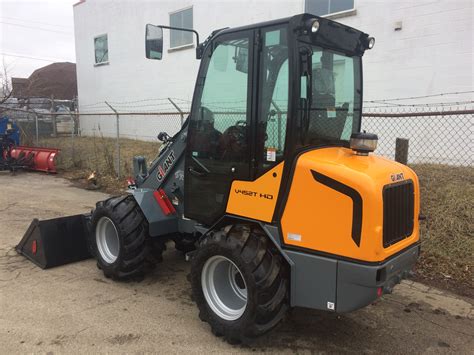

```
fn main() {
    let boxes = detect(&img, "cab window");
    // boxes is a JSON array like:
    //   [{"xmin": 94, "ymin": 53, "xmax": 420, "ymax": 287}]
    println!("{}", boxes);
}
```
[
  {"xmin": 189, "ymin": 38, "xmax": 250, "ymax": 169},
  {"xmin": 257, "ymin": 27, "xmax": 289, "ymax": 173}
]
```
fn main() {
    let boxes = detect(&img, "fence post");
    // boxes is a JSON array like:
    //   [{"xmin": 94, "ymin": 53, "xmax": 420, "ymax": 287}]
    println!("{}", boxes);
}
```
[
  {"xmin": 105, "ymin": 101, "xmax": 121, "ymax": 179},
  {"xmin": 67, "ymin": 110, "xmax": 75, "ymax": 166},
  {"xmin": 34, "ymin": 113, "xmax": 39, "ymax": 146},
  {"xmin": 395, "ymin": 138, "xmax": 409, "ymax": 164},
  {"xmin": 51, "ymin": 95, "xmax": 57, "ymax": 137},
  {"xmin": 168, "ymin": 98, "xmax": 184, "ymax": 126},
  {"xmin": 74, "ymin": 96, "xmax": 81, "ymax": 137}
]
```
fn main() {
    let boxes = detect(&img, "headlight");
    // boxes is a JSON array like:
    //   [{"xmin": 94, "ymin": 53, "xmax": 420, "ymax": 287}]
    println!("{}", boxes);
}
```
[
  {"xmin": 350, "ymin": 132, "xmax": 378, "ymax": 155},
  {"xmin": 311, "ymin": 19, "xmax": 320, "ymax": 33},
  {"xmin": 367, "ymin": 37, "xmax": 375, "ymax": 49}
]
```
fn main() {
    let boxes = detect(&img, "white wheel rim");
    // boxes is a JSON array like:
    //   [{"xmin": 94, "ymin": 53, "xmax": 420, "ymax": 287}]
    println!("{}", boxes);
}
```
[
  {"xmin": 96, "ymin": 217, "xmax": 120, "ymax": 264},
  {"xmin": 201, "ymin": 255, "xmax": 247, "ymax": 321}
]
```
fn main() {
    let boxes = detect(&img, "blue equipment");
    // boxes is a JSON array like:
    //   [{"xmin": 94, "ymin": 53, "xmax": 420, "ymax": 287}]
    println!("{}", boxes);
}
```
[{"xmin": 0, "ymin": 116, "xmax": 20, "ymax": 146}]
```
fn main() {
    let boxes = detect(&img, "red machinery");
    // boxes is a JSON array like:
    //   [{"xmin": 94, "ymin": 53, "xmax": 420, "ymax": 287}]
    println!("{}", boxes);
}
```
[
  {"xmin": 9, "ymin": 146, "xmax": 60, "ymax": 173},
  {"xmin": 0, "ymin": 117, "xmax": 60, "ymax": 173}
]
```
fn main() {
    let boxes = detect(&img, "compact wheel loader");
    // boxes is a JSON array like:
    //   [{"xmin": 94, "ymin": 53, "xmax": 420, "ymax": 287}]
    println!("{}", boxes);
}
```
[{"xmin": 17, "ymin": 14, "xmax": 421, "ymax": 343}]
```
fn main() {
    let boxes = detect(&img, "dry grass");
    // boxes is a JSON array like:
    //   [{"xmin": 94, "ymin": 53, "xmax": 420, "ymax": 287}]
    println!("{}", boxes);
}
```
[
  {"xmin": 410, "ymin": 164, "xmax": 473, "ymax": 297},
  {"xmin": 38, "ymin": 136, "xmax": 161, "ymax": 193},
  {"xmin": 37, "ymin": 137, "xmax": 473, "ymax": 296}
]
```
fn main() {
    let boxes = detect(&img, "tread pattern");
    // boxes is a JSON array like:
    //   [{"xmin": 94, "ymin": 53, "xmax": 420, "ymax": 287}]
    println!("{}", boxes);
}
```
[
  {"xmin": 89, "ymin": 195, "xmax": 163, "ymax": 281},
  {"xmin": 190, "ymin": 224, "xmax": 289, "ymax": 344}
]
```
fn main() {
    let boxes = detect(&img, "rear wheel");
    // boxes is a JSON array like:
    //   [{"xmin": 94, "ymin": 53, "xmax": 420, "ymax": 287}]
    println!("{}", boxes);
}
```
[
  {"xmin": 190, "ymin": 224, "xmax": 289, "ymax": 343},
  {"xmin": 90, "ymin": 195, "xmax": 162, "ymax": 281}
]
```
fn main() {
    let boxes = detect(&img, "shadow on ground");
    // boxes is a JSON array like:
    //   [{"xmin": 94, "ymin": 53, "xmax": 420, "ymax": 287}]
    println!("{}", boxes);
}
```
[{"xmin": 140, "ymin": 247, "xmax": 474, "ymax": 353}]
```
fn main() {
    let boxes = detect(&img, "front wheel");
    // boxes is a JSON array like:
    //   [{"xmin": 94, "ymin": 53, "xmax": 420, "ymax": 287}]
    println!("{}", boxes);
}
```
[
  {"xmin": 189, "ymin": 224, "xmax": 289, "ymax": 344},
  {"xmin": 89, "ymin": 195, "xmax": 161, "ymax": 281}
]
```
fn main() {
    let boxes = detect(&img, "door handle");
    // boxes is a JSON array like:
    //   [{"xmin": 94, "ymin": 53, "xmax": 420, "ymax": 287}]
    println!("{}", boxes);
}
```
[{"xmin": 189, "ymin": 167, "xmax": 207, "ymax": 177}]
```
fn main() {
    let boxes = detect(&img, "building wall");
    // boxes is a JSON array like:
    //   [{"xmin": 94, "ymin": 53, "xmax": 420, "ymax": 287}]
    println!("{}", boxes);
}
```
[
  {"xmin": 74, "ymin": 0, "xmax": 473, "ymax": 163},
  {"xmin": 73, "ymin": 0, "xmax": 303, "ymax": 139},
  {"xmin": 337, "ymin": 0, "xmax": 473, "ymax": 105}
]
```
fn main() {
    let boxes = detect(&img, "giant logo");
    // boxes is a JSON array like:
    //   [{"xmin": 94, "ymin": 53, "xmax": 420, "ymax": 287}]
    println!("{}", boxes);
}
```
[
  {"xmin": 156, "ymin": 150, "xmax": 176, "ymax": 181},
  {"xmin": 390, "ymin": 172, "xmax": 405, "ymax": 182}
]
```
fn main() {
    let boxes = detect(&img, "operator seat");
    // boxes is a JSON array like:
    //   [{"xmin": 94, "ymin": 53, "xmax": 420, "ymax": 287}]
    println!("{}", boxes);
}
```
[
  {"xmin": 189, "ymin": 107, "xmax": 222, "ymax": 159},
  {"xmin": 308, "ymin": 64, "xmax": 347, "ymax": 142}
]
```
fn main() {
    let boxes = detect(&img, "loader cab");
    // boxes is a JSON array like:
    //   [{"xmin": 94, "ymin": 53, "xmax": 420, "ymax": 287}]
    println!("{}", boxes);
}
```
[{"xmin": 181, "ymin": 14, "xmax": 373, "ymax": 226}]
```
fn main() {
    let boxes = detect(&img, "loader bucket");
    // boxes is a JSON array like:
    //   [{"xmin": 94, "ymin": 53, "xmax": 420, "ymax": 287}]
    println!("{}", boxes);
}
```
[
  {"xmin": 10, "ymin": 146, "xmax": 60, "ymax": 173},
  {"xmin": 16, "ymin": 214, "xmax": 92, "ymax": 269}
]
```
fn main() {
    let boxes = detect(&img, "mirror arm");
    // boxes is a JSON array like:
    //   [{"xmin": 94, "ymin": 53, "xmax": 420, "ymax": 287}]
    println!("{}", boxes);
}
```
[
  {"xmin": 158, "ymin": 25, "xmax": 199, "ymax": 45},
  {"xmin": 158, "ymin": 25, "xmax": 200, "ymax": 57}
]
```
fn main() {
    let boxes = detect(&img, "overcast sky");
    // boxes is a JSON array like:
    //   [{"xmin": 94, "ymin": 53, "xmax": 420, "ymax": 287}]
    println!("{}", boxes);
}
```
[{"xmin": 0, "ymin": 0, "xmax": 77, "ymax": 79}]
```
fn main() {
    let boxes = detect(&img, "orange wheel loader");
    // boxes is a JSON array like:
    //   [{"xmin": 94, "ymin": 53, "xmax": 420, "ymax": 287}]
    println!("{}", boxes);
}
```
[{"xmin": 17, "ymin": 13, "xmax": 421, "ymax": 344}]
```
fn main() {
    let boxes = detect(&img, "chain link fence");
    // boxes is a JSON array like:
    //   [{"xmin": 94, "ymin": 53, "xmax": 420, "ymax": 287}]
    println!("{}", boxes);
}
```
[
  {"xmin": 1, "ymin": 97, "xmax": 472, "ymax": 179},
  {"xmin": 81, "ymin": 106, "xmax": 473, "ymax": 168},
  {"xmin": 362, "ymin": 106, "xmax": 473, "ymax": 167},
  {"xmin": 0, "ymin": 97, "xmax": 77, "ymax": 145},
  {"xmin": 2, "ymin": 95, "xmax": 472, "ymax": 292}
]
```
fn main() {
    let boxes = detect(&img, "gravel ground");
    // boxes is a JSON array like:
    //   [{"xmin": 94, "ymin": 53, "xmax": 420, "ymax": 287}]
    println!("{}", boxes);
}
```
[{"xmin": 0, "ymin": 172, "xmax": 473, "ymax": 354}]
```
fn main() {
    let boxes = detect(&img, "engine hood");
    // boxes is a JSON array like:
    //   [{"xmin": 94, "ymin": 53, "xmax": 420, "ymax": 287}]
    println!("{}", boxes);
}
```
[{"xmin": 281, "ymin": 147, "xmax": 420, "ymax": 262}]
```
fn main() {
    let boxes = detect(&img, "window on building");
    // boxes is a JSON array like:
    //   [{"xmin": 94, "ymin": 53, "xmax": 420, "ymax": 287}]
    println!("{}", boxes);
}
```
[
  {"xmin": 94, "ymin": 34, "xmax": 108, "ymax": 64},
  {"xmin": 305, "ymin": 0, "xmax": 354, "ymax": 16},
  {"xmin": 170, "ymin": 7, "xmax": 193, "ymax": 48}
]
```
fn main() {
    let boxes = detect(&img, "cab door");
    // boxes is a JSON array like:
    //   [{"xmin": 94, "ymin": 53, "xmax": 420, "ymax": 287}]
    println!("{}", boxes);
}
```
[{"xmin": 184, "ymin": 30, "xmax": 254, "ymax": 226}]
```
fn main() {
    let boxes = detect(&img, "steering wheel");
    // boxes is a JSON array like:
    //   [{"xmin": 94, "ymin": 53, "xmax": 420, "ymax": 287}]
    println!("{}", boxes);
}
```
[
  {"xmin": 219, "ymin": 121, "xmax": 247, "ymax": 160},
  {"xmin": 227, "ymin": 120, "xmax": 247, "ymax": 143}
]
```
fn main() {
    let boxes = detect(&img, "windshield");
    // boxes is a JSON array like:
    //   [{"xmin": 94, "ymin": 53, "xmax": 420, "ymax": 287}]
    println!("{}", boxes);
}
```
[{"xmin": 298, "ymin": 46, "xmax": 362, "ymax": 147}]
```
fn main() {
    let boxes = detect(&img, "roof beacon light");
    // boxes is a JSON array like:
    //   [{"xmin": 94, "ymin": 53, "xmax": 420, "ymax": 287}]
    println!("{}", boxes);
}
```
[
  {"xmin": 350, "ymin": 132, "xmax": 378, "ymax": 156},
  {"xmin": 311, "ymin": 19, "xmax": 320, "ymax": 33},
  {"xmin": 367, "ymin": 37, "xmax": 375, "ymax": 49}
]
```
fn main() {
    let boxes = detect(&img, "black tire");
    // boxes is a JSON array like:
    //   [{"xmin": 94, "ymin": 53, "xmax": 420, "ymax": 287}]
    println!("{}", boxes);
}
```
[
  {"xmin": 89, "ymin": 195, "xmax": 161, "ymax": 281},
  {"xmin": 189, "ymin": 224, "xmax": 289, "ymax": 344}
]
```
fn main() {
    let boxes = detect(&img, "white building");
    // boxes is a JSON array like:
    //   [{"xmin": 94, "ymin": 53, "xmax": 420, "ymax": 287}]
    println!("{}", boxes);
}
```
[{"xmin": 73, "ymin": 0, "xmax": 473, "ymax": 163}]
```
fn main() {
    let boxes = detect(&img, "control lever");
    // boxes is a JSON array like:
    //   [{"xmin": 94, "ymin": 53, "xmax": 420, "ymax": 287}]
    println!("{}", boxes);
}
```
[{"xmin": 189, "ymin": 167, "xmax": 207, "ymax": 177}]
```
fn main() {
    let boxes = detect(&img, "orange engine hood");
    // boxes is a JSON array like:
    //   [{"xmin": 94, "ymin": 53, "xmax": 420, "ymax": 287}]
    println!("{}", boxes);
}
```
[{"xmin": 281, "ymin": 147, "xmax": 420, "ymax": 262}]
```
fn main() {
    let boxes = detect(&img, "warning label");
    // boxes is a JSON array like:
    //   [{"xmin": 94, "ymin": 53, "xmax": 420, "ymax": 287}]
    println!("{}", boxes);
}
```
[{"xmin": 266, "ymin": 147, "xmax": 276, "ymax": 162}]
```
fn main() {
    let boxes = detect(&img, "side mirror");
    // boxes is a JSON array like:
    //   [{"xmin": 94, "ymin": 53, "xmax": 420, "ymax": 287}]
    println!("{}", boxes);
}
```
[{"xmin": 145, "ymin": 24, "xmax": 163, "ymax": 60}]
